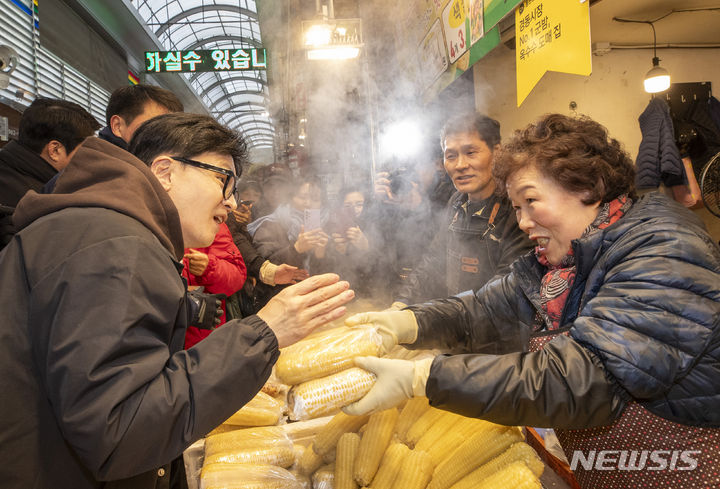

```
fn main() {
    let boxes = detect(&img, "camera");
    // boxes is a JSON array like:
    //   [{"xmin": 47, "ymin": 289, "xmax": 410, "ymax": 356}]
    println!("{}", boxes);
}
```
[
  {"xmin": 0, "ymin": 45, "xmax": 19, "ymax": 90},
  {"xmin": 387, "ymin": 167, "xmax": 413, "ymax": 197}
]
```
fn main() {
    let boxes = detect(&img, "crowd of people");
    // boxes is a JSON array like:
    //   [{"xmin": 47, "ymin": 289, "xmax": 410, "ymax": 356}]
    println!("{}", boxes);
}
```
[{"xmin": 0, "ymin": 84, "xmax": 718, "ymax": 489}]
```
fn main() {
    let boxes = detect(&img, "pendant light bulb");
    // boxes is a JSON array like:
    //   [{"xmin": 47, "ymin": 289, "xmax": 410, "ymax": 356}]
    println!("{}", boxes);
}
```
[{"xmin": 644, "ymin": 57, "xmax": 670, "ymax": 94}]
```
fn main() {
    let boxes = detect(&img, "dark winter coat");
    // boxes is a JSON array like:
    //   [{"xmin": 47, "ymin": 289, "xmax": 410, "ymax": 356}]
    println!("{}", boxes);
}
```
[
  {"xmin": 409, "ymin": 192, "xmax": 720, "ymax": 429},
  {"xmin": 0, "ymin": 137, "xmax": 279, "ymax": 489},
  {"xmin": 0, "ymin": 140, "xmax": 58, "ymax": 249},
  {"xmin": 396, "ymin": 192, "xmax": 532, "ymax": 304},
  {"xmin": 635, "ymin": 98, "xmax": 685, "ymax": 189}
]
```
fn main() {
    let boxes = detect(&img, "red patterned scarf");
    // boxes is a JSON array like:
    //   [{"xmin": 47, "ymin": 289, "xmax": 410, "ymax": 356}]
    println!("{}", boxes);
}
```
[{"xmin": 537, "ymin": 195, "xmax": 632, "ymax": 329}]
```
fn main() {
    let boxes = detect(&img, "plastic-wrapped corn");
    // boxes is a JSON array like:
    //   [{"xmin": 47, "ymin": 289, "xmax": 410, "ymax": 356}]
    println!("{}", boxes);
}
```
[
  {"xmin": 288, "ymin": 368, "xmax": 376, "ymax": 421},
  {"xmin": 427, "ymin": 425, "xmax": 524, "ymax": 489},
  {"xmin": 205, "ymin": 426, "xmax": 292, "ymax": 459},
  {"xmin": 311, "ymin": 464, "xmax": 335, "ymax": 489},
  {"xmin": 200, "ymin": 463, "xmax": 303, "ymax": 489},
  {"xmin": 276, "ymin": 326, "xmax": 381, "ymax": 385},
  {"xmin": 394, "ymin": 397, "xmax": 430, "ymax": 441},
  {"xmin": 449, "ymin": 442, "xmax": 544, "ymax": 489},
  {"xmin": 335, "ymin": 432, "xmax": 360, "ymax": 489},
  {"xmin": 475, "ymin": 461, "xmax": 542, "ymax": 489},
  {"xmin": 393, "ymin": 449, "xmax": 433, "ymax": 489},
  {"xmin": 224, "ymin": 391, "xmax": 284, "ymax": 427},
  {"xmin": 353, "ymin": 408, "xmax": 398, "ymax": 486},
  {"xmin": 369, "ymin": 442, "xmax": 411, "ymax": 489}
]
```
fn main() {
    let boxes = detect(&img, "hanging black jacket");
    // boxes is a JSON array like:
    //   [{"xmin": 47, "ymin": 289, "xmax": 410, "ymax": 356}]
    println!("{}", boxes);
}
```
[
  {"xmin": 0, "ymin": 137, "xmax": 279, "ymax": 489},
  {"xmin": 408, "ymin": 192, "xmax": 720, "ymax": 429},
  {"xmin": 635, "ymin": 98, "xmax": 685, "ymax": 189}
]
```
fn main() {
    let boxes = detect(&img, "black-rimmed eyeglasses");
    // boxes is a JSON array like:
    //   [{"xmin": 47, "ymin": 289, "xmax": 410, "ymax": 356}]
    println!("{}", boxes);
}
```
[{"xmin": 171, "ymin": 156, "xmax": 238, "ymax": 201}]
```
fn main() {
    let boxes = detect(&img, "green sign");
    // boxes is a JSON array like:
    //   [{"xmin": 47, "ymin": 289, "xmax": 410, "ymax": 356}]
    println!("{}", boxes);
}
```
[{"xmin": 145, "ymin": 49, "xmax": 267, "ymax": 73}]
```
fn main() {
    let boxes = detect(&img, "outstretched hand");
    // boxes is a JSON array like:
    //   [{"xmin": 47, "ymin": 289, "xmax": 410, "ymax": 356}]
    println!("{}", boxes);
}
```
[{"xmin": 257, "ymin": 273, "xmax": 354, "ymax": 347}]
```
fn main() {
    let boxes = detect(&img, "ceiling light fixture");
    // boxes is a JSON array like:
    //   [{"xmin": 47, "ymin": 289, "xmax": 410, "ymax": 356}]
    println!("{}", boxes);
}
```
[
  {"xmin": 613, "ymin": 16, "xmax": 671, "ymax": 94},
  {"xmin": 643, "ymin": 22, "xmax": 670, "ymax": 93}
]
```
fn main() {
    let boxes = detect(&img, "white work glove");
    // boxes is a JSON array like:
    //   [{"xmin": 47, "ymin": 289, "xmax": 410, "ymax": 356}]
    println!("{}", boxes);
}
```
[
  {"xmin": 344, "ymin": 309, "xmax": 418, "ymax": 355},
  {"xmin": 343, "ymin": 356, "xmax": 434, "ymax": 416}
]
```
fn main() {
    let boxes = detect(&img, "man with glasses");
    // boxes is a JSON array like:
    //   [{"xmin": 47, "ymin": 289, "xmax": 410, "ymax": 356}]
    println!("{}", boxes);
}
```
[{"xmin": 0, "ymin": 113, "xmax": 355, "ymax": 489}]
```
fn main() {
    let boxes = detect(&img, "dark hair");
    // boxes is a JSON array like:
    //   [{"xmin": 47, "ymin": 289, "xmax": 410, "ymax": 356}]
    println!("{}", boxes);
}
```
[
  {"xmin": 18, "ymin": 98, "xmax": 100, "ymax": 154},
  {"xmin": 294, "ymin": 176, "xmax": 327, "ymax": 204},
  {"xmin": 441, "ymin": 112, "xmax": 501, "ymax": 149},
  {"xmin": 338, "ymin": 185, "xmax": 367, "ymax": 202},
  {"xmin": 105, "ymin": 84, "xmax": 183, "ymax": 126},
  {"xmin": 237, "ymin": 180, "xmax": 262, "ymax": 196},
  {"xmin": 493, "ymin": 113, "xmax": 637, "ymax": 204},
  {"xmin": 128, "ymin": 113, "xmax": 248, "ymax": 177}
]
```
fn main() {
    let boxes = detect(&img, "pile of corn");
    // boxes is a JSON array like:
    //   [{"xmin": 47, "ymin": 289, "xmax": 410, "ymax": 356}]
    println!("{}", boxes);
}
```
[
  {"xmin": 294, "ymin": 398, "xmax": 545, "ymax": 489},
  {"xmin": 278, "ymin": 326, "xmax": 382, "ymax": 421}
]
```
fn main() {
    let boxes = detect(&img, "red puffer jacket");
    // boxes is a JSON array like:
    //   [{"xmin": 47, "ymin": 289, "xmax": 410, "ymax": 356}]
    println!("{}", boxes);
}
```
[{"xmin": 182, "ymin": 223, "xmax": 247, "ymax": 348}]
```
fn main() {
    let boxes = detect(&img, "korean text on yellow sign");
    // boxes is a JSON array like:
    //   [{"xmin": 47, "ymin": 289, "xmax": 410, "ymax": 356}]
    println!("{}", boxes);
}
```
[{"xmin": 515, "ymin": 0, "xmax": 591, "ymax": 106}]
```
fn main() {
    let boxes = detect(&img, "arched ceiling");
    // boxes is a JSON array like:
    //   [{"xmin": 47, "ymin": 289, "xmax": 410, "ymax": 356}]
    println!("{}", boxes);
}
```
[{"xmin": 133, "ymin": 0, "xmax": 274, "ymax": 151}]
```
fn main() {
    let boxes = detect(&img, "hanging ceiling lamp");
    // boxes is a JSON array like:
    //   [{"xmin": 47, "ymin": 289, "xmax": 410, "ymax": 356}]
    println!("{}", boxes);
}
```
[{"xmin": 643, "ymin": 22, "xmax": 670, "ymax": 93}]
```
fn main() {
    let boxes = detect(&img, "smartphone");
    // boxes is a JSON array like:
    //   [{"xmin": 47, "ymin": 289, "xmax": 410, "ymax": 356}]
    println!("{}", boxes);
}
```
[{"xmin": 304, "ymin": 208, "xmax": 323, "ymax": 231}]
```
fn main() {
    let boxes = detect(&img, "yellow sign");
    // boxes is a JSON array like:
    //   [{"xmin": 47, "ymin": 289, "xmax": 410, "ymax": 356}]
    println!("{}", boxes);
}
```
[{"xmin": 515, "ymin": 0, "xmax": 591, "ymax": 106}]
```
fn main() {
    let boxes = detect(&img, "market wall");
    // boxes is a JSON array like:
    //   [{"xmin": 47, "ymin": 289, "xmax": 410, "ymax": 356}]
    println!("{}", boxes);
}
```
[{"xmin": 472, "ymin": 45, "xmax": 720, "ymax": 241}]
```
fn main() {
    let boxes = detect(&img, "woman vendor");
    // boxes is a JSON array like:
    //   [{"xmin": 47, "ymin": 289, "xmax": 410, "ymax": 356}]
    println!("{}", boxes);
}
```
[{"xmin": 344, "ymin": 113, "xmax": 720, "ymax": 488}]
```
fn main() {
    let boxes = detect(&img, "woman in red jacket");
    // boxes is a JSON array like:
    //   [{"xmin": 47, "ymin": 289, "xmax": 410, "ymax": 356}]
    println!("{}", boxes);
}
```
[{"xmin": 182, "ymin": 222, "xmax": 247, "ymax": 348}]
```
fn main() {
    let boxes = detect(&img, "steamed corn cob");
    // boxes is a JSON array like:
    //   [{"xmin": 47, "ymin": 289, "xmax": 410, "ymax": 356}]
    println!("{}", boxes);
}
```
[
  {"xmin": 314, "ymin": 411, "xmax": 370, "ymax": 457},
  {"xmin": 369, "ymin": 442, "xmax": 411, "ymax": 489},
  {"xmin": 404, "ymin": 407, "xmax": 446, "ymax": 447},
  {"xmin": 414, "ymin": 410, "xmax": 467, "ymax": 453},
  {"xmin": 353, "ymin": 408, "xmax": 399, "ymax": 486},
  {"xmin": 224, "ymin": 391, "xmax": 283, "ymax": 427},
  {"xmin": 200, "ymin": 463, "xmax": 301, "ymax": 489},
  {"xmin": 335, "ymin": 432, "xmax": 361, "ymax": 489},
  {"xmin": 205, "ymin": 426, "xmax": 290, "ymax": 457},
  {"xmin": 297, "ymin": 442, "xmax": 325, "ymax": 475},
  {"xmin": 449, "ymin": 442, "xmax": 544, "ymax": 489},
  {"xmin": 312, "ymin": 464, "xmax": 335, "ymax": 489},
  {"xmin": 276, "ymin": 326, "xmax": 381, "ymax": 385},
  {"xmin": 424, "ymin": 418, "xmax": 495, "ymax": 466},
  {"xmin": 392, "ymin": 449, "xmax": 434, "ymax": 489},
  {"xmin": 475, "ymin": 461, "xmax": 542, "ymax": 489},
  {"xmin": 203, "ymin": 444, "xmax": 296, "ymax": 468},
  {"xmin": 394, "ymin": 397, "xmax": 430, "ymax": 441},
  {"xmin": 427, "ymin": 425, "xmax": 524, "ymax": 489},
  {"xmin": 288, "ymin": 368, "xmax": 376, "ymax": 421}
]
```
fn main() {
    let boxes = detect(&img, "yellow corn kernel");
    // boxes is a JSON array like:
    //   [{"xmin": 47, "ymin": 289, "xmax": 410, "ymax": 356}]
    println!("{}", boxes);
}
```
[
  {"xmin": 203, "ymin": 445, "xmax": 295, "ymax": 468},
  {"xmin": 200, "ymin": 462, "xmax": 300, "ymax": 489},
  {"xmin": 404, "ymin": 407, "xmax": 445, "ymax": 447},
  {"xmin": 297, "ymin": 442, "xmax": 324, "ymax": 475},
  {"xmin": 353, "ymin": 408, "xmax": 399, "ymax": 486},
  {"xmin": 288, "ymin": 368, "xmax": 376, "ymax": 421},
  {"xmin": 204, "ymin": 426, "xmax": 289, "ymax": 458},
  {"xmin": 427, "ymin": 425, "xmax": 524, "ymax": 489},
  {"xmin": 312, "ymin": 464, "xmax": 335, "ymax": 489},
  {"xmin": 276, "ymin": 326, "xmax": 381, "ymax": 385},
  {"xmin": 449, "ymin": 442, "xmax": 543, "ymax": 489},
  {"xmin": 224, "ymin": 391, "xmax": 283, "ymax": 427},
  {"xmin": 335, "ymin": 432, "xmax": 361, "ymax": 489},
  {"xmin": 314, "ymin": 411, "xmax": 370, "ymax": 458},
  {"xmin": 414, "ymin": 410, "xmax": 468, "ymax": 453},
  {"xmin": 369, "ymin": 442, "xmax": 411, "ymax": 489},
  {"xmin": 474, "ymin": 461, "xmax": 542, "ymax": 489},
  {"xmin": 392, "ymin": 449, "xmax": 434, "ymax": 489},
  {"xmin": 425, "ymin": 418, "xmax": 496, "ymax": 466},
  {"xmin": 394, "ymin": 397, "xmax": 430, "ymax": 441}
]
